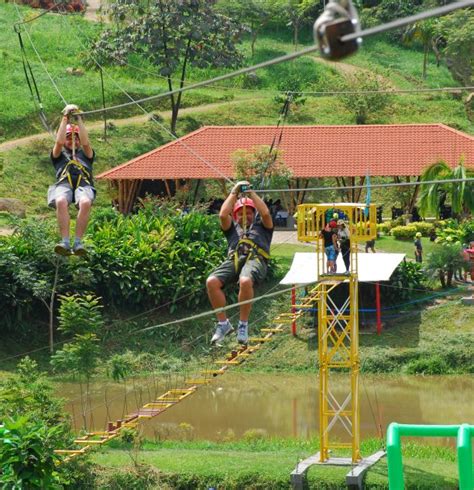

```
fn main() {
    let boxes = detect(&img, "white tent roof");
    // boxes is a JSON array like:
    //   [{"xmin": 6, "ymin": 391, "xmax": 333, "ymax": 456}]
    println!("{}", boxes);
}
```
[{"xmin": 280, "ymin": 252, "xmax": 406, "ymax": 285}]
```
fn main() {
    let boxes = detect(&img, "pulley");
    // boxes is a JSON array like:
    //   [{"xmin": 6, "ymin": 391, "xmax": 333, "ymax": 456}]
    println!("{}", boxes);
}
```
[{"xmin": 313, "ymin": 0, "xmax": 361, "ymax": 60}]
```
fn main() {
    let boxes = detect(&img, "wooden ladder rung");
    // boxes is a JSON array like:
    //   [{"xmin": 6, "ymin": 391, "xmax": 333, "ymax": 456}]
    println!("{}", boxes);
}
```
[
  {"xmin": 215, "ymin": 360, "xmax": 242, "ymax": 365},
  {"xmin": 260, "ymin": 328, "xmax": 283, "ymax": 333},
  {"xmin": 249, "ymin": 337, "xmax": 272, "ymax": 342}
]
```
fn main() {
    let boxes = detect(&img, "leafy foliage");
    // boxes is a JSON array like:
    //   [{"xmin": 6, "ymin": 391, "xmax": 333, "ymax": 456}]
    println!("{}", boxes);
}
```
[
  {"xmin": 380, "ymin": 260, "xmax": 425, "ymax": 303},
  {"xmin": 424, "ymin": 242, "xmax": 468, "ymax": 287},
  {"xmin": 390, "ymin": 225, "xmax": 417, "ymax": 240},
  {"xmin": 94, "ymin": 0, "xmax": 246, "ymax": 133},
  {"xmin": 0, "ymin": 416, "xmax": 64, "ymax": 489},
  {"xmin": 336, "ymin": 71, "xmax": 395, "ymax": 124},
  {"xmin": 434, "ymin": 219, "xmax": 474, "ymax": 245}
]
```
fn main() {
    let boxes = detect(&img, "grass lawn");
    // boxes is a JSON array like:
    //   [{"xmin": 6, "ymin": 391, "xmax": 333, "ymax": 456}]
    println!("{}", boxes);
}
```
[
  {"xmin": 91, "ymin": 437, "xmax": 460, "ymax": 489},
  {"xmin": 374, "ymin": 235, "xmax": 436, "ymax": 258}
]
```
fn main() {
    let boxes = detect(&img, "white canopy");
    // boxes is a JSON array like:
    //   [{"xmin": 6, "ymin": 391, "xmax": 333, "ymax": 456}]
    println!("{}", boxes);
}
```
[{"xmin": 280, "ymin": 252, "xmax": 406, "ymax": 285}]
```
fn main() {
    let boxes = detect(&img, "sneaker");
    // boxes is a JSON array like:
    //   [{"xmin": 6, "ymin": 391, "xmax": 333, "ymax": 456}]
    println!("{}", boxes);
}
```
[
  {"xmin": 237, "ymin": 322, "xmax": 249, "ymax": 345},
  {"xmin": 54, "ymin": 240, "xmax": 71, "ymax": 256},
  {"xmin": 72, "ymin": 241, "xmax": 87, "ymax": 257},
  {"xmin": 211, "ymin": 321, "xmax": 233, "ymax": 345}
]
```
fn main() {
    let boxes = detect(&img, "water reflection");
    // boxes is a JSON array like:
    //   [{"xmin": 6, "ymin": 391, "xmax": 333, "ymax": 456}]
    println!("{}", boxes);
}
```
[{"xmin": 59, "ymin": 373, "xmax": 473, "ymax": 445}]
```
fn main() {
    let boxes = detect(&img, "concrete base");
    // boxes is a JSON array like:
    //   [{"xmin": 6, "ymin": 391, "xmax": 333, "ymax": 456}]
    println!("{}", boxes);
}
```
[
  {"xmin": 461, "ymin": 296, "xmax": 474, "ymax": 305},
  {"xmin": 290, "ymin": 450, "xmax": 386, "ymax": 489}
]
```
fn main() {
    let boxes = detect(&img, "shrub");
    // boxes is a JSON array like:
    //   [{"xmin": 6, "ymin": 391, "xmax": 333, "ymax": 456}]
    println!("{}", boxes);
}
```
[
  {"xmin": 405, "ymin": 356, "xmax": 450, "ymax": 375},
  {"xmin": 377, "ymin": 222, "xmax": 391, "ymax": 234},
  {"xmin": 390, "ymin": 225, "xmax": 417, "ymax": 240},
  {"xmin": 412, "ymin": 222, "xmax": 434, "ymax": 236},
  {"xmin": 380, "ymin": 260, "xmax": 425, "ymax": 302}
]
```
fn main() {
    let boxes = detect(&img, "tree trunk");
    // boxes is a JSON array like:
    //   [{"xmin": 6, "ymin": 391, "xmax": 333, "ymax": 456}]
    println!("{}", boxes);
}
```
[
  {"xmin": 422, "ymin": 43, "xmax": 428, "ymax": 79},
  {"xmin": 447, "ymin": 267, "xmax": 454, "ymax": 287},
  {"xmin": 439, "ymin": 270, "xmax": 446, "ymax": 288},
  {"xmin": 170, "ymin": 104, "xmax": 179, "ymax": 136}
]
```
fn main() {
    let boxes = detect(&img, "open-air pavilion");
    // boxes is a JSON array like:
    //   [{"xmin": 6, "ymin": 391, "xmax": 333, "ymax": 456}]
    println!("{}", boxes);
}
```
[{"xmin": 96, "ymin": 123, "xmax": 474, "ymax": 214}]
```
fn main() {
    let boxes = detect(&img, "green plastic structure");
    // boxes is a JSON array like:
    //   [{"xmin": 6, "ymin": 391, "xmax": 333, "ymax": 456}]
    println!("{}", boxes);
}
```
[{"xmin": 386, "ymin": 423, "xmax": 473, "ymax": 490}]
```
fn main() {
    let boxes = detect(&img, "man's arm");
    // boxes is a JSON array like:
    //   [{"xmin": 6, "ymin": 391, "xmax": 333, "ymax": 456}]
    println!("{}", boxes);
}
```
[
  {"xmin": 219, "ymin": 191, "xmax": 238, "ymax": 231},
  {"xmin": 247, "ymin": 190, "xmax": 273, "ymax": 229},
  {"xmin": 76, "ymin": 115, "xmax": 93, "ymax": 159},
  {"xmin": 52, "ymin": 115, "xmax": 68, "ymax": 159}
]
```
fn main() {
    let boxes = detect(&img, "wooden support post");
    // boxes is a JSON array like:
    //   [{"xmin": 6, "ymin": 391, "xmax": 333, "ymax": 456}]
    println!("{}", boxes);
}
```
[
  {"xmin": 375, "ymin": 282, "xmax": 382, "ymax": 335},
  {"xmin": 164, "ymin": 179, "xmax": 172, "ymax": 198},
  {"xmin": 291, "ymin": 286, "xmax": 297, "ymax": 336}
]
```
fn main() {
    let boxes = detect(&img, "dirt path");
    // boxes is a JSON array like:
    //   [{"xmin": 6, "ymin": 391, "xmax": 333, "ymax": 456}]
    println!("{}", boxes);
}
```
[
  {"xmin": 84, "ymin": 0, "xmax": 102, "ymax": 22},
  {"xmin": 0, "ymin": 98, "xmax": 262, "ymax": 153}
]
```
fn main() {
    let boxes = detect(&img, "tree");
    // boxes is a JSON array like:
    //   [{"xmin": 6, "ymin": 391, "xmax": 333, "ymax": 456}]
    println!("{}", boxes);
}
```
[
  {"xmin": 94, "ymin": 0, "xmax": 246, "ymax": 134},
  {"xmin": 403, "ymin": 19, "xmax": 437, "ymax": 79},
  {"xmin": 50, "ymin": 294, "xmax": 103, "ymax": 430},
  {"xmin": 217, "ymin": 0, "xmax": 273, "ymax": 56},
  {"xmin": 424, "ymin": 242, "xmax": 468, "ymax": 287},
  {"xmin": 417, "ymin": 160, "xmax": 474, "ymax": 219},
  {"xmin": 336, "ymin": 71, "xmax": 394, "ymax": 124},
  {"xmin": 435, "ymin": 9, "xmax": 474, "ymax": 86},
  {"xmin": 274, "ymin": 0, "xmax": 318, "ymax": 49}
]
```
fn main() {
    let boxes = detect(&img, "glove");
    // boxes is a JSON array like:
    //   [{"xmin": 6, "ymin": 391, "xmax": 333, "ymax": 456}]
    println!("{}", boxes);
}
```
[
  {"xmin": 231, "ymin": 180, "xmax": 252, "ymax": 195},
  {"xmin": 62, "ymin": 104, "xmax": 80, "ymax": 116}
]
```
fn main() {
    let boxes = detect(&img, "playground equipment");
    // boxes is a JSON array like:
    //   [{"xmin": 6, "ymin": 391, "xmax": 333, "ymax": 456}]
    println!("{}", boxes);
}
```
[
  {"xmin": 291, "ymin": 203, "xmax": 386, "ymax": 489},
  {"xmin": 387, "ymin": 423, "xmax": 474, "ymax": 490}
]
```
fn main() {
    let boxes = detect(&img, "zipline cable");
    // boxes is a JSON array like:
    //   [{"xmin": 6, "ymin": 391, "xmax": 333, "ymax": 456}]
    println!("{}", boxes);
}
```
[
  {"xmin": 252, "ymin": 177, "xmax": 474, "ymax": 195},
  {"xmin": 14, "ymin": 2, "xmax": 68, "ymax": 105},
  {"xmin": 295, "ymin": 86, "xmax": 474, "ymax": 96},
  {"xmin": 77, "ymin": 0, "xmax": 474, "ymax": 117}
]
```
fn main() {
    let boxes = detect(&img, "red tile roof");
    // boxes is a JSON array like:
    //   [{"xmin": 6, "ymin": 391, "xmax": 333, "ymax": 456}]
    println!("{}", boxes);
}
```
[{"xmin": 97, "ymin": 124, "xmax": 474, "ymax": 180}]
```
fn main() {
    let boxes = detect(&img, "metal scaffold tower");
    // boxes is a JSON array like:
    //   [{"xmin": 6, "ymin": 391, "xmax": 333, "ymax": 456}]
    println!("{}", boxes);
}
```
[{"xmin": 296, "ymin": 203, "xmax": 377, "ymax": 464}]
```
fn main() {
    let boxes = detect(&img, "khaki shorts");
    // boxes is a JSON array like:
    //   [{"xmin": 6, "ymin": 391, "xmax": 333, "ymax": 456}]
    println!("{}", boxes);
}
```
[
  {"xmin": 47, "ymin": 183, "xmax": 96, "ymax": 208},
  {"xmin": 210, "ymin": 255, "xmax": 268, "ymax": 287}
]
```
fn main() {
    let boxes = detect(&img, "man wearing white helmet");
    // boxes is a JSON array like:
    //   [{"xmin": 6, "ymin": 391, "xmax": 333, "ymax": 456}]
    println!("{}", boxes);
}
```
[
  {"xmin": 206, "ymin": 180, "xmax": 273, "ymax": 346},
  {"xmin": 47, "ymin": 104, "xmax": 95, "ymax": 256},
  {"xmin": 414, "ymin": 232, "xmax": 423, "ymax": 263}
]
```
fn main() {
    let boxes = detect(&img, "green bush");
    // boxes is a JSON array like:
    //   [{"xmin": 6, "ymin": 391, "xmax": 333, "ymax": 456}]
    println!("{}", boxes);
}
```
[
  {"xmin": 412, "ymin": 222, "xmax": 434, "ymax": 236},
  {"xmin": 377, "ymin": 222, "xmax": 391, "ymax": 234},
  {"xmin": 434, "ymin": 219, "xmax": 474, "ymax": 245},
  {"xmin": 405, "ymin": 356, "xmax": 450, "ymax": 375},
  {"xmin": 390, "ymin": 225, "xmax": 417, "ymax": 240},
  {"xmin": 380, "ymin": 260, "xmax": 425, "ymax": 302}
]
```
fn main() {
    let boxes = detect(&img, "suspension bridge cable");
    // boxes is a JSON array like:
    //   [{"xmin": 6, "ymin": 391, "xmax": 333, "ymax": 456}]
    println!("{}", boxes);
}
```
[{"xmin": 76, "ymin": 0, "xmax": 474, "ymax": 117}]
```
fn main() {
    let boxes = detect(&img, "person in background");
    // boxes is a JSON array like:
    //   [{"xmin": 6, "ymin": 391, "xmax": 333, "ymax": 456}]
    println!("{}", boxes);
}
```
[
  {"xmin": 321, "ymin": 220, "xmax": 339, "ymax": 273},
  {"xmin": 48, "ymin": 104, "xmax": 95, "ymax": 256},
  {"xmin": 337, "ymin": 219, "xmax": 350, "ymax": 273},
  {"xmin": 365, "ymin": 238, "xmax": 376, "ymax": 253},
  {"xmin": 206, "ymin": 181, "xmax": 273, "ymax": 346},
  {"xmin": 414, "ymin": 232, "xmax": 423, "ymax": 263}
]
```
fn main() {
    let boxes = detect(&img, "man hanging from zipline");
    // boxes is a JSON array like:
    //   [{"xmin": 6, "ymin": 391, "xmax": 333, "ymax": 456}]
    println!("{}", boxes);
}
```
[
  {"xmin": 47, "ymin": 104, "xmax": 95, "ymax": 256},
  {"xmin": 207, "ymin": 181, "xmax": 273, "ymax": 346}
]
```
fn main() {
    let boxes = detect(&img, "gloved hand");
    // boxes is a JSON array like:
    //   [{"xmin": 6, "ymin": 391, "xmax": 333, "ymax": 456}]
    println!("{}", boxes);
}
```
[
  {"xmin": 62, "ymin": 104, "xmax": 80, "ymax": 116},
  {"xmin": 231, "ymin": 180, "xmax": 252, "ymax": 195}
]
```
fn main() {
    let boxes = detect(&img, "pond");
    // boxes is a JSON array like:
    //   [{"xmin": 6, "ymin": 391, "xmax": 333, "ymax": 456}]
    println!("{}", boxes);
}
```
[{"xmin": 59, "ymin": 373, "xmax": 473, "ymax": 445}]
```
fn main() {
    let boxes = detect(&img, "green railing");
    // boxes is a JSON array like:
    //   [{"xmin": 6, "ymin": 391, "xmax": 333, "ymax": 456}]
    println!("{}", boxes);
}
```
[{"xmin": 387, "ymin": 423, "xmax": 473, "ymax": 490}]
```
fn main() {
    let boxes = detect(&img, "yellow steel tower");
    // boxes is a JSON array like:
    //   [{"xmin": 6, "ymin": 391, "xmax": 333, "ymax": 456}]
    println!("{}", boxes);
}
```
[{"xmin": 296, "ymin": 203, "xmax": 377, "ymax": 463}]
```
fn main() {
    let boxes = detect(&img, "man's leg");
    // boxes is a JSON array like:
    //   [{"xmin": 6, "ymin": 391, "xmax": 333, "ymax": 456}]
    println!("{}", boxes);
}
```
[
  {"xmin": 75, "ymin": 197, "xmax": 92, "ymax": 239},
  {"xmin": 56, "ymin": 196, "xmax": 70, "ymax": 239},
  {"xmin": 206, "ymin": 276, "xmax": 227, "ymax": 322},
  {"xmin": 238, "ymin": 276, "xmax": 254, "ymax": 322}
]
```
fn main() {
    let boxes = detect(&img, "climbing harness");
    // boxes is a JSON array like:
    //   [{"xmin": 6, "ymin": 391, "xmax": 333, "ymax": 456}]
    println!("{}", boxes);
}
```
[
  {"xmin": 56, "ymin": 156, "xmax": 93, "ymax": 190},
  {"xmin": 233, "ymin": 237, "xmax": 271, "ymax": 273},
  {"xmin": 313, "ymin": 0, "xmax": 361, "ymax": 60}
]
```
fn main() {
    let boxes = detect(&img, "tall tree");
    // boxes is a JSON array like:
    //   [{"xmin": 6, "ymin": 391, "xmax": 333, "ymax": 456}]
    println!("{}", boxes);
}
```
[
  {"xmin": 94, "ymin": 0, "xmax": 246, "ymax": 134},
  {"xmin": 403, "ymin": 19, "xmax": 437, "ymax": 79},
  {"xmin": 417, "ymin": 160, "xmax": 474, "ymax": 219}
]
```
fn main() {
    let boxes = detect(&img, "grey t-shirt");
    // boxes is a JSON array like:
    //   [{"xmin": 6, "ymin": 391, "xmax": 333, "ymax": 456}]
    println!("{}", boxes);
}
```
[{"xmin": 223, "ymin": 215, "xmax": 273, "ymax": 257}]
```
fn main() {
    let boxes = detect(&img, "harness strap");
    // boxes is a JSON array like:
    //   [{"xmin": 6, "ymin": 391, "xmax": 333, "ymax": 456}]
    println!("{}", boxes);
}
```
[
  {"xmin": 233, "ymin": 237, "xmax": 271, "ymax": 271},
  {"xmin": 57, "ymin": 159, "xmax": 92, "ymax": 189}
]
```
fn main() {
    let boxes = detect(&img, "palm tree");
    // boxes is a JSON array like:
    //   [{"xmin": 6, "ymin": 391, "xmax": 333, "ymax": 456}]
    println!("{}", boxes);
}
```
[
  {"xmin": 417, "ymin": 160, "xmax": 474, "ymax": 219},
  {"xmin": 403, "ymin": 19, "xmax": 436, "ymax": 79}
]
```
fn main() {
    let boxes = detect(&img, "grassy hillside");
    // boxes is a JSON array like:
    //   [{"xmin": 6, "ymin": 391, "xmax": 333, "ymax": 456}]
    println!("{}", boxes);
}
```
[{"xmin": 1, "ymin": 2, "xmax": 471, "ymax": 142}]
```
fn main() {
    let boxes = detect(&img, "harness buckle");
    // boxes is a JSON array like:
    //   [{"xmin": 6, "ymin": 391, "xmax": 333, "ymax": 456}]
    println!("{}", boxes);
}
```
[{"xmin": 313, "ymin": 0, "xmax": 361, "ymax": 60}]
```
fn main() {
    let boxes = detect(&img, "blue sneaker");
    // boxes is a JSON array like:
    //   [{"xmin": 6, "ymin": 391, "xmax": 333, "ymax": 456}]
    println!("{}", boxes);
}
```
[
  {"xmin": 237, "ymin": 322, "xmax": 249, "ymax": 345},
  {"xmin": 211, "ymin": 321, "xmax": 233, "ymax": 345},
  {"xmin": 54, "ymin": 240, "xmax": 71, "ymax": 256}
]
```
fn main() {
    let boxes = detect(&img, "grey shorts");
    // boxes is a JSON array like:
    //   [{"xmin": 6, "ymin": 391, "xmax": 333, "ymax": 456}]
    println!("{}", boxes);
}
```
[
  {"xmin": 210, "ymin": 255, "xmax": 268, "ymax": 287},
  {"xmin": 47, "ymin": 183, "xmax": 96, "ymax": 208}
]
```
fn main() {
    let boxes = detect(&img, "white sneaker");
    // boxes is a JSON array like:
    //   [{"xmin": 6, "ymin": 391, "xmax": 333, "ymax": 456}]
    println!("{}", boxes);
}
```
[
  {"xmin": 237, "ymin": 322, "xmax": 249, "ymax": 345},
  {"xmin": 211, "ymin": 321, "xmax": 233, "ymax": 345}
]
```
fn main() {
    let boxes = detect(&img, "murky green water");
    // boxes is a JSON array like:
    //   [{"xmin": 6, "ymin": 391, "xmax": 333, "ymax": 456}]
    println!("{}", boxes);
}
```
[{"xmin": 59, "ymin": 373, "xmax": 473, "ymax": 444}]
